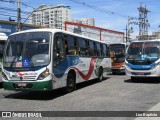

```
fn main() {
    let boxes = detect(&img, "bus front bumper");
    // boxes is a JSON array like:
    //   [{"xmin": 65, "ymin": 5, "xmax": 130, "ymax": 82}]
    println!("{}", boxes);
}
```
[
  {"xmin": 3, "ymin": 80, "xmax": 53, "ymax": 91},
  {"xmin": 125, "ymin": 65, "xmax": 160, "ymax": 77},
  {"xmin": 111, "ymin": 68, "xmax": 125, "ymax": 73}
]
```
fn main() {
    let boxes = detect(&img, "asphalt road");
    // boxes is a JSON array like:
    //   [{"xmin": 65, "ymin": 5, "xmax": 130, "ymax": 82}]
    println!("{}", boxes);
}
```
[{"xmin": 0, "ymin": 73, "xmax": 160, "ymax": 120}]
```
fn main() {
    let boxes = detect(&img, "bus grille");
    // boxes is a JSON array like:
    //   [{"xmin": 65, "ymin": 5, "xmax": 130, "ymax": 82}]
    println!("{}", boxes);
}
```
[{"xmin": 9, "ymin": 76, "xmax": 37, "ymax": 81}]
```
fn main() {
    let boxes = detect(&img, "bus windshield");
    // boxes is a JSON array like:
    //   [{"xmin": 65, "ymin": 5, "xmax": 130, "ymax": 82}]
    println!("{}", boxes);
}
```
[
  {"xmin": 127, "ymin": 41, "xmax": 160, "ymax": 64},
  {"xmin": 110, "ymin": 44, "xmax": 125, "ymax": 62},
  {"xmin": 3, "ymin": 32, "xmax": 51, "ymax": 69}
]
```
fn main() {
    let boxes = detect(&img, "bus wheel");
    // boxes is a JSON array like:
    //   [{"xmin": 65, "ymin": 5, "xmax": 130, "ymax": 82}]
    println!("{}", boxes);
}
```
[
  {"xmin": 98, "ymin": 68, "xmax": 103, "ymax": 82},
  {"xmin": 66, "ymin": 73, "xmax": 75, "ymax": 93}
]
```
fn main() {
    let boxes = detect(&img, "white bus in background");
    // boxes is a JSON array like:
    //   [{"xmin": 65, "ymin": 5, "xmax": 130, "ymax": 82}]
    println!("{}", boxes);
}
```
[
  {"xmin": 0, "ymin": 33, "xmax": 7, "ymax": 82},
  {"xmin": 0, "ymin": 33, "xmax": 7, "ymax": 58},
  {"xmin": 2, "ymin": 29, "xmax": 111, "ymax": 92},
  {"xmin": 125, "ymin": 39, "xmax": 160, "ymax": 81}
]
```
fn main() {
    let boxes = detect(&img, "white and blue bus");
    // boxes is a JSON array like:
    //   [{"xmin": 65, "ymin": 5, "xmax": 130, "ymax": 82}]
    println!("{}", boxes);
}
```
[
  {"xmin": 2, "ymin": 29, "xmax": 111, "ymax": 92},
  {"xmin": 125, "ymin": 39, "xmax": 160, "ymax": 81}
]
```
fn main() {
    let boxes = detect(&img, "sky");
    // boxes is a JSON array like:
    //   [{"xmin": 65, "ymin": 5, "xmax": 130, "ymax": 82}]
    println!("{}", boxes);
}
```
[{"xmin": 0, "ymin": 0, "xmax": 160, "ymax": 39}]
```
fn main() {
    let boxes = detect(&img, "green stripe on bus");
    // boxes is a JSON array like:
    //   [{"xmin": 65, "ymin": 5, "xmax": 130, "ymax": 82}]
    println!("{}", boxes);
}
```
[{"xmin": 3, "ymin": 80, "xmax": 53, "ymax": 91}]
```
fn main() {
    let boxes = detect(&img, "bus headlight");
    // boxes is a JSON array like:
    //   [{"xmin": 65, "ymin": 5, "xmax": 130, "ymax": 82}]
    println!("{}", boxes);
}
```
[
  {"xmin": 37, "ymin": 69, "xmax": 50, "ymax": 80},
  {"xmin": 2, "ymin": 71, "xmax": 8, "ymax": 80},
  {"xmin": 121, "ymin": 65, "xmax": 125, "ymax": 68}
]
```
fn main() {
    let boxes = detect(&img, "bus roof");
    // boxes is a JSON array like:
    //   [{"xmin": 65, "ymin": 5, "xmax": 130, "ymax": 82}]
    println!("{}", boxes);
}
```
[{"xmin": 9, "ymin": 28, "xmax": 107, "ymax": 44}]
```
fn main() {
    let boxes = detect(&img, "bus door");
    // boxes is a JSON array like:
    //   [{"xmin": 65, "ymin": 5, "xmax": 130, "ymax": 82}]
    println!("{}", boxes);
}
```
[{"xmin": 52, "ymin": 34, "xmax": 67, "ymax": 78}]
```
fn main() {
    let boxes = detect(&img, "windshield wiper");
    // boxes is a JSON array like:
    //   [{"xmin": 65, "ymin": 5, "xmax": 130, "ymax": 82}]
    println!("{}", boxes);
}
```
[
  {"xmin": 9, "ymin": 56, "xmax": 17, "ymax": 69},
  {"xmin": 10, "ymin": 42, "xmax": 23, "ymax": 69}
]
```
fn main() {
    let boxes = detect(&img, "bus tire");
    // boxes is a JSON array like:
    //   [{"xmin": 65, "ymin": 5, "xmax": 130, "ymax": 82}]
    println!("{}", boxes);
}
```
[
  {"xmin": 66, "ymin": 72, "xmax": 76, "ymax": 93},
  {"xmin": 98, "ymin": 68, "xmax": 103, "ymax": 82}
]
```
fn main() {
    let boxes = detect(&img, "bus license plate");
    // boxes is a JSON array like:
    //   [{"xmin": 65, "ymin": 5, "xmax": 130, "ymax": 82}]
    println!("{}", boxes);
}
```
[
  {"xmin": 137, "ymin": 72, "xmax": 144, "ymax": 75},
  {"xmin": 18, "ymin": 83, "xmax": 26, "ymax": 87}
]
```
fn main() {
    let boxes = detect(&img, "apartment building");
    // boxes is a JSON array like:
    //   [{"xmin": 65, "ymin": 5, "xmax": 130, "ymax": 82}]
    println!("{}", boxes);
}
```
[
  {"xmin": 30, "ymin": 4, "xmax": 71, "ymax": 29},
  {"xmin": 73, "ymin": 18, "xmax": 95, "ymax": 26}
]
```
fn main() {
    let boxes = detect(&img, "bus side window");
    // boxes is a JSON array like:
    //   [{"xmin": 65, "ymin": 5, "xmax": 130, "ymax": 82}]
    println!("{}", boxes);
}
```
[
  {"xmin": 66, "ymin": 35, "xmax": 77, "ymax": 55},
  {"xmin": 96, "ymin": 42, "xmax": 101, "ymax": 57},
  {"xmin": 74, "ymin": 37, "xmax": 78, "ymax": 55},
  {"xmin": 64, "ymin": 35, "xmax": 69, "ymax": 55},
  {"xmin": 102, "ymin": 44, "xmax": 110, "ymax": 57},
  {"xmin": 100, "ymin": 44, "xmax": 103, "ymax": 57},
  {"xmin": 93, "ymin": 42, "xmax": 97, "ymax": 56},
  {"xmin": 102, "ymin": 44, "xmax": 107, "ymax": 57},
  {"xmin": 53, "ymin": 36, "xmax": 65, "ymax": 65},
  {"xmin": 85, "ymin": 40, "xmax": 89, "ymax": 56},
  {"xmin": 106, "ymin": 45, "xmax": 110, "ymax": 57},
  {"xmin": 88, "ymin": 41, "xmax": 94, "ymax": 56},
  {"xmin": 94, "ymin": 42, "xmax": 99, "ymax": 56},
  {"xmin": 78, "ymin": 38, "xmax": 87, "ymax": 56}
]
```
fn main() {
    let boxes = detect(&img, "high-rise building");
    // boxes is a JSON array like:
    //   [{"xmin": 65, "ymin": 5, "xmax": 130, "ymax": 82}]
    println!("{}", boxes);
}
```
[
  {"xmin": 73, "ymin": 18, "xmax": 95, "ymax": 26},
  {"xmin": 30, "ymin": 4, "xmax": 71, "ymax": 29}
]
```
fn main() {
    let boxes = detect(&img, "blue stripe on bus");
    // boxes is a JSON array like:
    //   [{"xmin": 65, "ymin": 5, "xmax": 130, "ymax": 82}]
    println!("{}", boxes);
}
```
[
  {"xmin": 4, "ymin": 66, "xmax": 46, "ymax": 71},
  {"xmin": 127, "ymin": 62, "xmax": 155, "ymax": 70}
]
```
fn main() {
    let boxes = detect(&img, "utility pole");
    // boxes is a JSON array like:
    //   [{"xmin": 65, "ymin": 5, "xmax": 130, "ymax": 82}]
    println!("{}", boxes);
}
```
[
  {"xmin": 17, "ymin": 0, "xmax": 21, "ymax": 32},
  {"xmin": 124, "ymin": 25, "xmax": 128, "ymax": 43},
  {"xmin": 126, "ymin": 25, "xmax": 128, "ymax": 43},
  {"xmin": 138, "ymin": 3, "xmax": 150, "ymax": 40},
  {"xmin": 128, "ymin": 17, "xmax": 130, "ymax": 42}
]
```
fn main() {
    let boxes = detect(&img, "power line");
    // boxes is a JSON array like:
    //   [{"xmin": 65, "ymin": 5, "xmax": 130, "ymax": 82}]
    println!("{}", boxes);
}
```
[
  {"xmin": 0, "ymin": 0, "xmax": 35, "ymax": 9},
  {"xmin": 0, "ymin": 0, "xmax": 31, "ymax": 15},
  {"xmin": 0, "ymin": 0, "xmax": 15, "ymax": 3},
  {"xmin": 0, "ymin": 13, "xmax": 32, "ymax": 21},
  {"xmin": 20, "ymin": 1, "xmax": 35, "ymax": 9},
  {"xmin": 0, "ymin": 7, "xmax": 30, "ymax": 14},
  {"xmin": 69, "ymin": 0, "xmax": 129, "ymax": 18}
]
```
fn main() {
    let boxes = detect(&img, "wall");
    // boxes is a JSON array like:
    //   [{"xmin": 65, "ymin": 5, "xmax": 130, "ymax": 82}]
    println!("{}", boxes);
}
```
[{"xmin": 0, "ymin": 20, "xmax": 46, "ymax": 36}]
